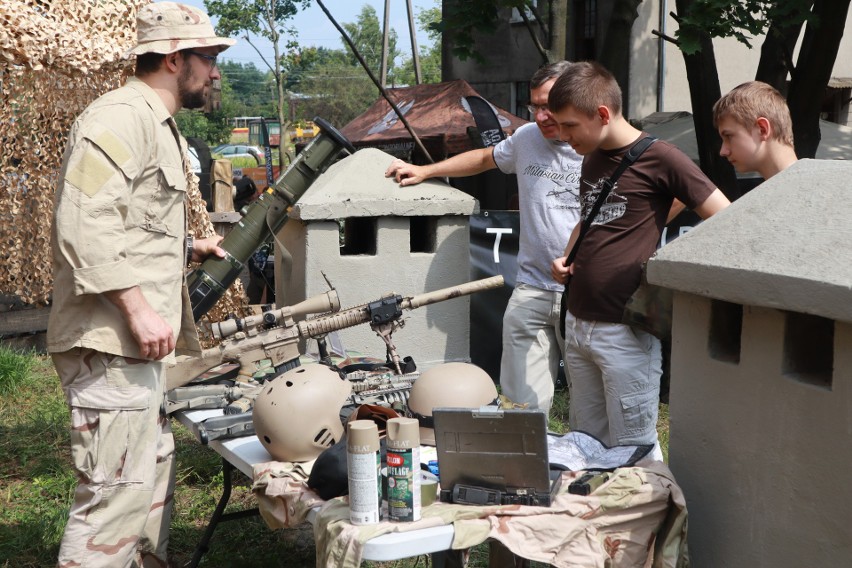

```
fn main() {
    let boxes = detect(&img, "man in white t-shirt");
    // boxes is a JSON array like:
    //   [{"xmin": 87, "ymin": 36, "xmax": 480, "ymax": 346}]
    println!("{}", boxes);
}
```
[{"xmin": 385, "ymin": 61, "xmax": 581, "ymax": 414}]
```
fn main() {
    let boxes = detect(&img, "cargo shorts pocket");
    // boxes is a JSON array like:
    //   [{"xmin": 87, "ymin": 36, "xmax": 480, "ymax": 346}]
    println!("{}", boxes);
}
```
[
  {"xmin": 617, "ymin": 389, "xmax": 658, "ymax": 444},
  {"xmin": 67, "ymin": 360, "xmax": 157, "ymax": 487}
]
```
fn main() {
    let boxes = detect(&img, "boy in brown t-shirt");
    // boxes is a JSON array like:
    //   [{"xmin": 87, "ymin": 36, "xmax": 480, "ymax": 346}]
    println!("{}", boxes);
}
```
[
  {"xmin": 548, "ymin": 61, "xmax": 730, "ymax": 456},
  {"xmin": 713, "ymin": 80, "xmax": 798, "ymax": 181}
]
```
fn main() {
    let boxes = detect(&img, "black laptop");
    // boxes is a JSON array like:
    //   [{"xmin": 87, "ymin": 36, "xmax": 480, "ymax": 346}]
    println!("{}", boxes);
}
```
[{"xmin": 433, "ymin": 407, "xmax": 563, "ymax": 507}]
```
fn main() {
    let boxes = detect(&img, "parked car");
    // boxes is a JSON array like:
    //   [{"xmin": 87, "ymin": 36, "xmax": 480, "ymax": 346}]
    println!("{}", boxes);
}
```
[
  {"xmin": 187, "ymin": 145, "xmax": 202, "ymax": 175},
  {"xmin": 211, "ymin": 144, "xmax": 264, "ymax": 164}
]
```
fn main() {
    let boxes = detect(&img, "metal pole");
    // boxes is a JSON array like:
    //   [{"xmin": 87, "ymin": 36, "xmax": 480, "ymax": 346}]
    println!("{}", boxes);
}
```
[
  {"xmin": 315, "ymin": 0, "xmax": 435, "ymax": 163},
  {"xmin": 380, "ymin": 0, "xmax": 390, "ymax": 87},
  {"xmin": 405, "ymin": 0, "xmax": 422, "ymax": 84}
]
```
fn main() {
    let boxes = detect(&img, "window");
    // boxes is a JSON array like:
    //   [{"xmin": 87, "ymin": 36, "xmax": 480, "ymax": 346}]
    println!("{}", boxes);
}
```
[{"xmin": 573, "ymin": 0, "xmax": 597, "ymax": 60}]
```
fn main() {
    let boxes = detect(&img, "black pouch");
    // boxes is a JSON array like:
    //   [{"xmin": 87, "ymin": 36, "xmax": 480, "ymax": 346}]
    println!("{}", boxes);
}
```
[
  {"xmin": 558, "ymin": 276, "xmax": 571, "ymax": 340},
  {"xmin": 621, "ymin": 264, "xmax": 673, "ymax": 340}
]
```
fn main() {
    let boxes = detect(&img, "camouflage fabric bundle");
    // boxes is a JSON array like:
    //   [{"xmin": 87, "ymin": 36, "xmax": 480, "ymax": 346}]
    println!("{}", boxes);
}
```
[{"xmin": 0, "ymin": 0, "xmax": 245, "ymax": 332}]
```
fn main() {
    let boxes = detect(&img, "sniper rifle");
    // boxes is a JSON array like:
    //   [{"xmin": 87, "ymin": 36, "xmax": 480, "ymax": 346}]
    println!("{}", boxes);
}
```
[
  {"xmin": 166, "ymin": 276, "xmax": 504, "ymax": 442},
  {"xmin": 167, "ymin": 275, "xmax": 504, "ymax": 392}
]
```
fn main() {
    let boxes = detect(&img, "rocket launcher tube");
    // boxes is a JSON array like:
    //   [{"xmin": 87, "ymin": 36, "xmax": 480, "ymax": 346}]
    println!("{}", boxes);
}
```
[{"xmin": 187, "ymin": 117, "xmax": 356, "ymax": 321}]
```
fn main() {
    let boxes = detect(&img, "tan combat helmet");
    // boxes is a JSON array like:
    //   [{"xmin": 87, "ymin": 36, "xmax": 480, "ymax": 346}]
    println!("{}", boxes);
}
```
[
  {"xmin": 253, "ymin": 364, "xmax": 352, "ymax": 462},
  {"xmin": 407, "ymin": 362, "xmax": 498, "ymax": 446}
]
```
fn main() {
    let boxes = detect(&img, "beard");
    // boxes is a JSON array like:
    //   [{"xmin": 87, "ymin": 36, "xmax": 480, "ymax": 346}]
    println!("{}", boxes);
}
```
[{"xmin": 177, "ymin": 63, "xmax": 207, "ymax": 110}]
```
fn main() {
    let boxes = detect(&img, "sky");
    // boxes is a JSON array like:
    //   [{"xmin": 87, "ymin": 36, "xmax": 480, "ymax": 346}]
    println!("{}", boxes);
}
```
[{"xmin": 180, "ymin": 0, "xmax": 438, "ymax": 71}]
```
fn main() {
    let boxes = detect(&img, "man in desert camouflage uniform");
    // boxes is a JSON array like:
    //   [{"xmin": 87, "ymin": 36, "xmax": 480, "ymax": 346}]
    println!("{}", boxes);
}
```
[{"xmin": 47, "ymin": 3, "xmax": 234, "ymax": 565}]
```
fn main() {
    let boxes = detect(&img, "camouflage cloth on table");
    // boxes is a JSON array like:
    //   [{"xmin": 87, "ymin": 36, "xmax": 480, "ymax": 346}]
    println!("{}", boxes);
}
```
[
  {"xmin": 252, "ymin": 460, "xmax": 323, "ymax": 529},
  {"xmin": 253, "ymin": 459, "xmax": 688, "ymax": 568}
]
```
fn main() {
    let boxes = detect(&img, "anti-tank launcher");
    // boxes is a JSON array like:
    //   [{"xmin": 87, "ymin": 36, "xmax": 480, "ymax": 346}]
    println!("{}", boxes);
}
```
[{"xmin": 187, "ymin": 117, "xmax": 355, "ymax": 321}]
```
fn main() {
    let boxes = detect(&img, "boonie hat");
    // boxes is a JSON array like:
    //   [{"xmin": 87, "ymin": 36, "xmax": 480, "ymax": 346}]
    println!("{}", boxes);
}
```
[{"xmin": 126, "ymin": 1, "xmax": 236, "ymax": 57}]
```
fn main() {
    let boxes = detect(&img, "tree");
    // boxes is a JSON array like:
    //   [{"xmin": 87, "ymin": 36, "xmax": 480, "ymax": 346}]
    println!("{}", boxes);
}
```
[
  {"xmin": 218, "ymin": 60, "xmax": 276, "ymax": 117},
  {"xmin": 284, "ymin": 6, "xmax": 410, "ymax": 127},
  {"xmin": 343, "ymin": 5, "xmax": 402, "ymax": 84},
  {"xmin": 397, "ymin": 1, "xmax": 442, "ymax": 85},
  {"xmin": 673, "ymin": 0, "xmax": 851, "ymax": 192},
  {"xmin": 205, "ymin": 0, "xmax": 310, "ymax": 165}
]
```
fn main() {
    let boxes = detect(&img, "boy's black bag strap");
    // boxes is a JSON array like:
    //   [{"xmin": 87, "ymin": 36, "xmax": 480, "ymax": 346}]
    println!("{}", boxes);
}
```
[{"xmin": 559, "ymin": 135, "xmax": 657, "ymax": 338}]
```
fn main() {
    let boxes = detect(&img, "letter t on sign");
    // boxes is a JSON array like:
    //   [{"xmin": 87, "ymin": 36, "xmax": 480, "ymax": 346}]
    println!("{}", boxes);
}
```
[{"xmin": 486, "ymin": 228, "xmax": 512, "ymax": 263}]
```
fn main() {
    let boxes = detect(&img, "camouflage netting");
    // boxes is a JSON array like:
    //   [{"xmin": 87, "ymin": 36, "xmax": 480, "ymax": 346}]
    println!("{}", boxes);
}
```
[{"xmin": 0, "ymin": 0, "xmax": 246, "ymax": 336}]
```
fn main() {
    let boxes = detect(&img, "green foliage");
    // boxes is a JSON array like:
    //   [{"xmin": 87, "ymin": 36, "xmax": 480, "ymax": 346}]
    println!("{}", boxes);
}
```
[
  {"xmin": 287, "ymin": 6, "xmax": 409, "ymax": 127},
  {"xmin": 342, "ymin": 5, "xmax": 402, "ymax": 81},
  {"xmin": 205, "ymin": 0, "xmax": 308, "ymax": 45},
  {"xmin": 175, "ymin": 109, "xmax": 233, "ymax": 147},
  {"xmin": 0, "ymin": 349, "xmax": 71, "ymax": 565},
  {"xmin": 0, "ymin": 346, "xmax": 34, "ymax": 396},
  {"xmin": 675, "ymin": 0, "xmax": 812, "ymax": 55},
  {"xmin": 396, "ymin": 2, "xmax": 443, "ymax": 85},
  {"xmin": 219, "ymin": 60, "xmax": 277, "ymax": 117},
  {"xmin": 281, "ymin": 46, "xmax": 351, "ymax": 91},
  {"xmin": 217, "ymin": 155, "xmax": 264, "ymax": 168}
]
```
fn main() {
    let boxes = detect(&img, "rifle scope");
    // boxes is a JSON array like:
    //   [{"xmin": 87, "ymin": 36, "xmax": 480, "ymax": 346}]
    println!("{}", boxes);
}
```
[{"xmin": 188, "ymin": 117, "xmax": 356, "ymax": 321}]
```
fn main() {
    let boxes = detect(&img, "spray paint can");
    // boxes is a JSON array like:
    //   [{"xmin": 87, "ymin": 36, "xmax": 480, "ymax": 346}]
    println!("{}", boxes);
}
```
[
  {"xmin": 347, "ymin": 420, "xmax": 382, "ymax": 525},
  {"xmin": 386, "ymin": 417, "xmax": 421, "ymax": 522}
]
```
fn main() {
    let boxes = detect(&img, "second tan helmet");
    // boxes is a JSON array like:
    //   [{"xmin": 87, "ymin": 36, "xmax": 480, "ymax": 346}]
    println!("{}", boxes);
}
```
[
  {"xmin": 253, "ymin": 364, "xmax": 352, "ymax": 462},
  {"xmin": 407, "ymin": 362, "xmax": 498, "ymax": 445}
]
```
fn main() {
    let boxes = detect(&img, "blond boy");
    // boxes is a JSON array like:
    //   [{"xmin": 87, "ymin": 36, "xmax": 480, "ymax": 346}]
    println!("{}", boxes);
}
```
[{"xmin": 714, "ymin": 81, "xmax": 798, "ymax": 180}]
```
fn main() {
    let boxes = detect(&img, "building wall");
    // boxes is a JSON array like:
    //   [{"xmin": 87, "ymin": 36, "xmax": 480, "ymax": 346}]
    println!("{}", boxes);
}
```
[
  {"xmin": 441, "ymin": 5, "xmax": 549, "ymax": 114},
  {"xmin": 276, "ymin": 215, "xmax": 473, "ymax": 369},
  {"xmin": 668, "ymin": 292, "xmax": 852, "ymax": 567},
  {"xmin": 444, "ymin": 1, "xmax": 852, "ymax": 122}
]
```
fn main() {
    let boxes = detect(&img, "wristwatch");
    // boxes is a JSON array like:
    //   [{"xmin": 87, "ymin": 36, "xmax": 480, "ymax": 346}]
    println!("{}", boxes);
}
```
[{"xmin": 185, "ymin": 235, "xmax": 194, "ymax": 266}]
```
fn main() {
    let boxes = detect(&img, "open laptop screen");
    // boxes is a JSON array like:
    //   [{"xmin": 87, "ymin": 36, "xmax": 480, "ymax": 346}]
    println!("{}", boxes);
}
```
[{"xmin": 433, "ymin": 407, "xmax": 561, "ymax": 506}]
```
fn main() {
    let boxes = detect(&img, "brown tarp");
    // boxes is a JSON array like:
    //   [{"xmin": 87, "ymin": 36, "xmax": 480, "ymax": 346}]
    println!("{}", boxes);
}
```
[{"xmin": 341, "ymin": 79, "xmax": 529, "ymax": 161}]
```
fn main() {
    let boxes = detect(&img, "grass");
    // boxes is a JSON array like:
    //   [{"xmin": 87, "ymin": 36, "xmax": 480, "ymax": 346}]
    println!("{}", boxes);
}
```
[{"xmin": 0, "ymin": 346, "xmax": 670, "ymax": 567}]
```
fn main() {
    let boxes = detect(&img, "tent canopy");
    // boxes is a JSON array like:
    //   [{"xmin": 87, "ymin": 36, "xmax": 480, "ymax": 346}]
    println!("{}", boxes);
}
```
[
  {"xmin": 341, "ymin": 80, "xmax": 529, "ymax": 160},
  {"xmin": 641, "ymin": 111, "xmax": 852, "ymax": 165}
]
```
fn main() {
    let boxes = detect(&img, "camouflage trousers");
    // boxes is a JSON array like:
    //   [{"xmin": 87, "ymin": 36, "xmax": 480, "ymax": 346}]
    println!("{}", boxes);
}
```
[{"xmin": 52, "ymin": 347, "xmax": 175, "ymax": 568}]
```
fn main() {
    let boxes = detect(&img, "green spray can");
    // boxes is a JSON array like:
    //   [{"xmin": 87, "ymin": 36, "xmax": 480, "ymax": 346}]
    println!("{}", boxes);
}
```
[{"xmin": 386, "ymin": 417, "xmax": 421, "ymax": 522}]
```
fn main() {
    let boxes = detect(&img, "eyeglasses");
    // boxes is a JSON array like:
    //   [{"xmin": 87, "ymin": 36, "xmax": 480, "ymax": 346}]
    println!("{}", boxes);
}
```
[
  {"xmin": 527, "ymin": 104, "xmax": 549, "ymax": 116},
  {"xmin": 186, "ymin": 50, "xmax": 218, "ymax": 68}
]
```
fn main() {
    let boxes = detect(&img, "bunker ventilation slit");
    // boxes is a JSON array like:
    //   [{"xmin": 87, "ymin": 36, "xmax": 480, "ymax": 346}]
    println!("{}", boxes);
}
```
[
  {"xmin": 410, "ymin": 216, "xmax": 438, "ymax": 253},
  {"xmin": 708, "ymin": 300, "xmax": 742, "ymax": 364},
  {"xmin": 341, "ymin": 217, "xmax": 377, "ymax": 256},
  {"xmin": 782, "ymin": 311, "xmax": 834, "ymax": 390}
]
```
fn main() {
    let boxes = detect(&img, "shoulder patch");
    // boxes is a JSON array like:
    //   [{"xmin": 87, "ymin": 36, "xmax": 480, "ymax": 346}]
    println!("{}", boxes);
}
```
[
  {"xmin": 94, "ymin": 129, "xmax": 133, "ymax": 170},
  {"xmin": 65, "ymin": 146, "xmax": 116, "ymax": 198}
]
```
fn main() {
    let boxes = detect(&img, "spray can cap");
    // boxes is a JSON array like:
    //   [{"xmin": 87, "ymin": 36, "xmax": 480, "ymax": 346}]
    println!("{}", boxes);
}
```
[
  {"xmin": 386, "ymin": 417, "xmax": 420, "ymax": 449},
  {"xmin": 348, "ymin": 420, "xmax": 379, "ymax": 453}
]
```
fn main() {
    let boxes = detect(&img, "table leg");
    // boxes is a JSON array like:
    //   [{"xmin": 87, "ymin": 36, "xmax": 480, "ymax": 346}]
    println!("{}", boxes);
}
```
[
  {"xmin": 432, "ymin": 549, "xmax": 467, "ymax": 568},
  {"xmin": 488, "ymin": 539, "xmax": 530, "ymax": 567},
  {"xmin": 187, "ymin": 458, "xmax": 259, "ymax": 567}
]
